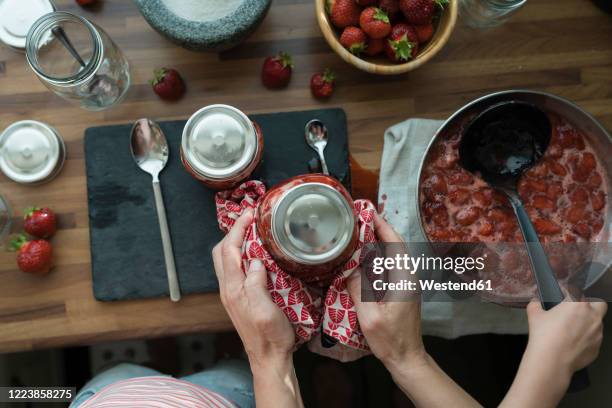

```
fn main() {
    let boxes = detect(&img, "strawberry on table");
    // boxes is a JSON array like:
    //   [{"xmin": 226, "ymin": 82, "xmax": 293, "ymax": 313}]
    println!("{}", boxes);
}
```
[
  {"xmin": 339, "ymin": 26, "xmax": 367, "ymax": 55},
  {"xmin": 327, "ymin": 0, "xmax": 362, "ymax": 28},
  {"xmin": 365, "ymin": 37, "xmax": 385, "ymax": 56},
  {"xmin": 384, "ymin": 23, "xmax": 419, "ymax": 62},
  {"xmin": 261, "ymin": 52, "xmax": 293, "ymax": 89},
  {"xmin": 150, "ymin": 68, "xmax": 185, "ymax": 101},
  {"xmin": 359, "ymin": 7, "xmax": 391, "ymax": 39},
  {"xmin": 400, "ymin": 0, "xmax": 448, "ymax": 25},
  {"xmin": 414, "ymin": 22, "xmax": 434, "ymax": 43},
  {"xmin": 11, "ymin": 235, "xmax": 53, "ymax": 275},
  {"xmin": 23, "ymin": 207, "xmax": 56, "ymax": 239},
  {"xmin": 311, "ymin": 69, "xmax": 336, "ymax": 99}
]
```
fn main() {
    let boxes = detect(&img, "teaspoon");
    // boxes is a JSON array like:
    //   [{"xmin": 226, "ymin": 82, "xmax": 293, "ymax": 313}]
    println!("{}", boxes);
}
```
[{"xmin": 305, "ymin": 119, "xmax": 330, "ymax": 175}]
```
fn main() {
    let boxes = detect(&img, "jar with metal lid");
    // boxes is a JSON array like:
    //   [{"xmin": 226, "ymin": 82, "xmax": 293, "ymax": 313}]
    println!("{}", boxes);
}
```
[
  {"xmin": 0, "ymin": 120, "xmax": 66, "ymax": 184},
  {"xmin": 257, "ymin": 174, "xmax": 358, "ymax": 285},
  {"xmin": 0, "ymin": 0, "xmax": 55, "ymax": 52},
  {"xmin": 181, "ymin": 104, "xmax": 264, "ymax": 190}
]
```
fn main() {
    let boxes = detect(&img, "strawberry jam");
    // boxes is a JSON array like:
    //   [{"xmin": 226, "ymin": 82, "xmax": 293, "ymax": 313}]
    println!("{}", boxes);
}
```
[{"xmin": 419, "ymin": 114, "xmax": 608, "ymax": 298}]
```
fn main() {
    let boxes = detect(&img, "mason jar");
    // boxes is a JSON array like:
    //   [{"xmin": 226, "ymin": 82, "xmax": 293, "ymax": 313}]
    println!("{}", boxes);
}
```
[
  {"xmin": 256, "ymin": 174, "xmax": 358, "ymax": 286},
  {"xmin": 181, "ymin": 104, "xmax": 264, "ymax": 190},
  {"xmin": 459, "ymin": 0, "xmax": 527, "ymax": 28},
  {"xmin": 25, "ymin": 11, "xmax": 131, "ymax": 111}
]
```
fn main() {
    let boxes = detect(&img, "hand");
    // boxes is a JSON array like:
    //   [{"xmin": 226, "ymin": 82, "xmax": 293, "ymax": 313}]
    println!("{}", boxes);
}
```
[
  {"xmin": 346, "ymin": 213, "xmax": 426, "ymax": 368},
  {"xmin": 212, "ymin": 209, "xmax": 295, "ymax": 370},
  {"xmin": 500, "ymin": 299, "xmax": 607, "ymax": 408},
  {"xmin": 525, "ymin": 298, "xmax": 607, "ymax": 374},
  {"xmin": 348, "ymin": 214, "xmax": 480, "ymax": 407},
  {"xmin": 213, "ymin": 209, "xmax": 304, "ymax": 408}
]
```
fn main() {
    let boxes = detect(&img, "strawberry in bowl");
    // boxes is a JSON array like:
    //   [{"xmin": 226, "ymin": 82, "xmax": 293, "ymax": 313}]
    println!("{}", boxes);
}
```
[{"xmin": 316, "ymin": 0, "xmax": 457, "ymax": 74}]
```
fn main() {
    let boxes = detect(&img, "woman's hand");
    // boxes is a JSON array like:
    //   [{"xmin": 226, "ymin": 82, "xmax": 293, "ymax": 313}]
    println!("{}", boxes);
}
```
[
  {"xmin": 500, "ymin": 299, "xmax": 607, "ymax": 408},
  {"xmin": 213, "ymin": 210, "xmax": 305, "ymax": 408},
  {"xmin": 525, "ymin": 299, "xmax": 607, "ymax": 375},
  {"xmin": 348, "ymin": 213, "xmax": 480, "ymax": 407},
  {"xmin": 212, "ymin": 209, "xmax": 295, "ymax": 368},
  {"xmin": 346, "ymin": 213, "xmax": 426, "ymax": 368}
]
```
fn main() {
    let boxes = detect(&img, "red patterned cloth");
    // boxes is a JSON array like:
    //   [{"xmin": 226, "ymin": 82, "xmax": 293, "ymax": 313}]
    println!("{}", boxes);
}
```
[{"xmin": 215, "ymin": 180, "xmax": 377, "ymax": 356}]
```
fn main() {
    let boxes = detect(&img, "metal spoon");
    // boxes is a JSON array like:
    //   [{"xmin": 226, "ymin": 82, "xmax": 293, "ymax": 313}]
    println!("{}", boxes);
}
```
[
  {"xmin": 130, "ymin": 118, "xmax": 181, "ymax": 302},
  {"xmin": 51, "ymin": 26, "xmax": 87, "ymax": 68},
  {"xmin": 305, "ymin": 119, "xmax": 330, "ymax": 175},
  {"xmin": 459, "ymin": 101, "xmax": 589, "ymax": 391}
]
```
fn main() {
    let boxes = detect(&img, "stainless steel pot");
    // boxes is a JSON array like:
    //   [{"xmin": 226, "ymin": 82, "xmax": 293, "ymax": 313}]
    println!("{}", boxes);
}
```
[{"xmin": 415, "ymin": 90, "xmax": 612, "ymax": 294}]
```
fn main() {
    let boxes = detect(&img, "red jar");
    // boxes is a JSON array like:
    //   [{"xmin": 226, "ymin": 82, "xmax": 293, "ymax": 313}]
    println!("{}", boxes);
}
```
[
  {"xmin": 257, "ymin": 174, "xmax": 358, "ymax": 285},
  {"xmin": 181, "ymin": 104, "xmax": 264, "ymax": 190}
]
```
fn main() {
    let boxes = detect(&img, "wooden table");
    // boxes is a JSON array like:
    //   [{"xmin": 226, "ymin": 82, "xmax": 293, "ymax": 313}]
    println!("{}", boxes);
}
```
[{"xmin": 0, "ymin": 0, "xmax": 610, "ymax": 353}]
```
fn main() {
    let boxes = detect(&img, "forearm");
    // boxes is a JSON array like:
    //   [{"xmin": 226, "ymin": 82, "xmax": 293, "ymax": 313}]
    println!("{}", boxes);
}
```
[
  {"xmin": 385, "ymin": 352, "xmax": 481, "ymax": 408},
  {"xmin": 499, "ymin": 345, "xmax": 570, "ymax": 408},
  {"xmin": 250, "ymin": 354, "xmax": 304, "ymax": 408}
]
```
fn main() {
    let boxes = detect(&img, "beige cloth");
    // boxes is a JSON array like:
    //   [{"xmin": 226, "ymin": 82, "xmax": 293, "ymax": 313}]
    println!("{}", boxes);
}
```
[{"xmin": 378, "ymin": 118, "xmax": 528, "ymax": 338}]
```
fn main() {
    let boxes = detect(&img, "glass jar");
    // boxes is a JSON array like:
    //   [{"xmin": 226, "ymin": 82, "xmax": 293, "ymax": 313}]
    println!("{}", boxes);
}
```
[
  {"xmin": 460, "ymin": 0, "xmax": 527, "ymax": 28},
  {"xmin": 257, "ymin": 174, "xmax": 358, "ymax": 286},
  {"xmin": 25, "ymin": 11, "xmax": 130, "ymax": 111},
  {"xmin": 181, "ymin": 105, "xmax": 264, "ymax": 190}
]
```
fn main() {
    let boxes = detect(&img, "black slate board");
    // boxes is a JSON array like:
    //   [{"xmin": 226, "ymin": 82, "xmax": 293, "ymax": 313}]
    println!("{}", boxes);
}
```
[{"xmin": 85, "ymin": 108, "xmax": 350, "ymax": 301}]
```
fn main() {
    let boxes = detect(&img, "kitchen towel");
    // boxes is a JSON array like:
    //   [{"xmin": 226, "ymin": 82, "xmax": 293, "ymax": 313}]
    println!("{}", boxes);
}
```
[
  {"xmin": 378, "ymin": 118, "xmax": 528, "ymax": 338},
  {"xmin": 216, "ymin": 180, "xmax": 375, "ymax": 361}
]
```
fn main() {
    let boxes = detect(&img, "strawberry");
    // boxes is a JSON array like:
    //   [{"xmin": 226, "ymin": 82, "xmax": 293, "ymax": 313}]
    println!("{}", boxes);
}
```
[
  {"xmin": 356, "ymin": 0, "xmax": 377, "ymax": 4},
  {"xmin": 311, "ymin": 69, "xmax": 336, "ymax": 99},
  {"xmin": 359, "ymin": 7, "xmax": 391, "ymax": 39},
  {"xmin": 261, "ymin": 52, "xmax": 293, "ymax": 89},
  {"xmin": 414, "ymin": 22, "xmax": 434, "ymax": 43},
  {"xmin": 400, "ymin": 0, "xmax": 448, "ymax": 25},
  {"xmin": 365, "ymin": 37, "xmax": 385, "ymax": 56},
  {"xmin": 384, "ymin": 23, "xmax": 419, "ymax": 62},
  {"xmin": 150, "ymin": 68, "xmax": 185, "ymax": 101},
  {"xmin": 23, "ymin": 207, "xmax": 56, "ymax": 239},
  {"xmin": 327, "ymin": 0, "xmax": 362, "ymax": 28},
  {"xmin": 11, "ymin": 235, "xmax": 53, "ymax": 275},
  {"xmin": 76, "ymin": 0, "xmax": 97, "ymax": 6},
  {"xmin": 379, "ymin": 0, "xmax": 401, "ymax": 19},
  {"xmin": 339, "ymin": 26, "xmax": 367, "ymax": 55}
]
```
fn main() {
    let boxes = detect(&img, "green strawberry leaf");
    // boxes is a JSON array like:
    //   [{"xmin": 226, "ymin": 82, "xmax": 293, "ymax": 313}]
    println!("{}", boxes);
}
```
[
  {"xmin": 23, "ymin": 206, "xmax": 39, "ymax": 219},
  {"xmin": 435, "ymin": 0, "xmax": 449, "ymax": 9},
  {"xmin": 349, "ymin": 42, "xmax": 365, "ymax": 55},
  {"xmin": 279, "ymin": 52, "xmax": 294, "ymax": 69},
  {"xmin": 323, "ymin": 69, "xmax": 336, "ymax": 83},
  {"xmin": 373, "ymin": 8, "xmax": 390, "ymax": 23},
  {"xmin": 391, "ymin": 36, "xmax": 413, "ymax": 61},
  {"xmin": 150, "ymin": 68, "xmax": 167, "ymax": 86},
  {"xmin": 9, "ymin": 234, "xmax": 27, "ymax": 252}
]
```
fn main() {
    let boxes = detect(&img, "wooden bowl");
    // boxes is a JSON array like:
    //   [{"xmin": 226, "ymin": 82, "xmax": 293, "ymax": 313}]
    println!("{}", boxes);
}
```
[{"xmin": 315, "ymin": 0, "xmax": 458, "ymax": 75}]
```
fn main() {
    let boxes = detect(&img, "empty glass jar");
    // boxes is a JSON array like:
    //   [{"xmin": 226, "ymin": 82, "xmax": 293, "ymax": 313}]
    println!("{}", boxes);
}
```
[
  {"xmin": 460, "ymin": 0, "xmax": 527, "ymax": 28},
  {"xmin": 25, "ymin": 11, "xmax": 130, "ymax": 111}
]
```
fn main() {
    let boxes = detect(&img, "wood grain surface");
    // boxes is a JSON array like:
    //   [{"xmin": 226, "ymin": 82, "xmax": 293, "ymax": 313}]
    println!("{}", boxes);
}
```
[{"xmin": 0, "ymin": 0, "xmax": 611, "ymax": 353}]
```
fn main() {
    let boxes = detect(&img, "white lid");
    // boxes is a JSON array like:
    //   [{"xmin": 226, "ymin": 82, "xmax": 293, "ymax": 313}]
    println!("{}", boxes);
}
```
[
  {"xmin": 0, "ymin": 0, "xmax": 54, "ymax": 49},
  {"xmin": 0, "ymin": 120, "xmax": 61, "ymax": 183}
]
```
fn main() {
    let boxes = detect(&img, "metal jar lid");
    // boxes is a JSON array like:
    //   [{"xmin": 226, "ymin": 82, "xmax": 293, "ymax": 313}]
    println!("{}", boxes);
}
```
[
  {"xmin": 272, "ymin": 182, "xmax": 356, "ymax": 265},
  {"xmin": 182, "ymin": 104, "xmax": 257, "ymax": 180},
  {"xmin": 0, "ymin": 120, "xmax": 64, "ymax": 184},
  {"xmin": 0, "ymin": 0, "xmax": 55, "ymax": 50}
]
